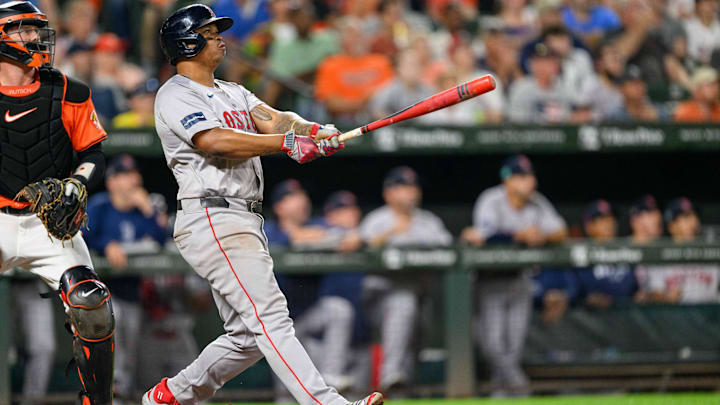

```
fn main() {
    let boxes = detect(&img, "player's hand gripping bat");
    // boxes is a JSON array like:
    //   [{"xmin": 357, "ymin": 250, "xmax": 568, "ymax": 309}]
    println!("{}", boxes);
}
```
[{"xmin": 338, "ymin": 74, "xmax": 497, "ymax": 142}]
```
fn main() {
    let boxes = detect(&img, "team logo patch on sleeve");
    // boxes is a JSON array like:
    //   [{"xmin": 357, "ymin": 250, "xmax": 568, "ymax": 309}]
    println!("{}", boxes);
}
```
[
  {"xmin": 181, "ymin": 112, "xmax": 207, "ymax": 129},
  {"xmin": 90, "ymin": 110, "xmax": 101, "ymax": 129}
]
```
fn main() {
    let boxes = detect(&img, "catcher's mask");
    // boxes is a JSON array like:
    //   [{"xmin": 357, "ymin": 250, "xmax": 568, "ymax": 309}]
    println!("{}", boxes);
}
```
[{"xmin": 0, "ymin": 1, "xmax": 55, "ymax": 67}]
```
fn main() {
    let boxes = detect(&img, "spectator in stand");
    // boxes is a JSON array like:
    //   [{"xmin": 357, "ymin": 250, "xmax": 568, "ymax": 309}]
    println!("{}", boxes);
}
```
[
  {"xmin": 112, "ymin": 78, "xmax": 159, "ymax": 129},
  {"xmin": 314, "ymin": 17, "xmax": 394, "ymax": 123},
  {"xmin": 83, "ymin": 154, "xmax": 168, "ymax": 401},
  {"xmin": 636, "ymin": 198, "xmax": 720, "ymax": 303},
  {"xmin": 581, "ymin": 41, "xmax": 625, "ymax": 120},
  {"xmin": 480, "ymin": 0, "xmax": 538, "ymax": 51},
  {"xmin": 576, "ymin": 200, "xmax": 638, "ymax": 309},
  {"xmin": 607, "ymin": 0, "xmax": 690, "ymax": 100},
  {"xmin": 683, "ymin": 0, "xmax": 720, "ymax": 65},
  {"xmin": 508, "ymin": 43, "xmax": 576, "ymax": 123},
  {"xmin": 480, "ymin": 27, "xmax": 523, "ymax": 91},
  {"xmin": 408, "ymin": 35, "xmax": 447, "ymax": 87},
  {"xmin": 427, "ymin": 2, "xmax": 480, "ymax": 66},
  {"xmin": 264, "ymin": 180, "xmax": 358, "ymax": 395},
  {"xmin": 462, "ymin": 155, "xmax": 568, "ymax": 397},
  {"xmin": 421, "ymin": 68, "xmax": 480, "ymax": 125},
  {"xmin": 265, "ymin": 3, "xmax": 339, "ymax": 106},
  {"xmin": 370, "ymin": 48, "xmax": 433, "ymax": 120},
  {"xmin": 610, "ymin": 64, "xmax": 663, "ymax": 122},
  {"xmin": 541, "ymin": 25, "xmax": 596, "ymax": 106},
  {"xmin": 674, "ymin": 67, "xmax": 720, "ymax": 122},
  {"xmin": 426, "ymin": 0, "xmax": 477, "ymax": 23},
  {"xmin": 211, "ymin": 0, "xmax": 272, "ymax": 41},
  {"xmin": 562, "ymin": 0, "xmax": 621, "ymax": 49},
  {"xmin": 630, "ymin": 195, "xmax": 664, "ymax": 244},
  {"xmin": 54, "ymin": 0, "xmax": 98, "ymax": 66},
  {"xmin": 60, "ymin": 42, "xmax": 93, "ymax": 84},
  {"xmin": 368, "ymin": 0, "xmax": 432, "ymax": 59},
  {"xmin": 668, "ymin": 0, "xmax": 696, "ymax": 20},
  {"xmin": 359, "ymin": 166, "xmax": 452, "ymax": 394}
]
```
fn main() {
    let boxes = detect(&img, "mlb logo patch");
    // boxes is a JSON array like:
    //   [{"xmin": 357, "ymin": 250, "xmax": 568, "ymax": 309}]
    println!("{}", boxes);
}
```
[{"xmin": 181, "ymin": 112, "xmax": 207, "ymax": 129}]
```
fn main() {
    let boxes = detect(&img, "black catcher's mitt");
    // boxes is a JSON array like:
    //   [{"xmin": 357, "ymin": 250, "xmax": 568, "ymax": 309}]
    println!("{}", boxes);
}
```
[{"xmin": 15, "ymin": 178, "xmax": 88, "ymax": 242}]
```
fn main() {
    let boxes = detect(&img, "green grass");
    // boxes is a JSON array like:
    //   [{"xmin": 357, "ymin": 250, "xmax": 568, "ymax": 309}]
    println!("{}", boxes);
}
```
[{"xmin": 205, "ymin": 392, "xmax": 720, "ymax": 405}]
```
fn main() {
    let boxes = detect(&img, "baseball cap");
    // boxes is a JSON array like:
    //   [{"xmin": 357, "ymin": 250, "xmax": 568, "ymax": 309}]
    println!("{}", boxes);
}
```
[
  {"xmin": 664, "ymin": 197, "xmax": 696, "ymax": 223},
  {"xmin": 270, "ymin": 179, "xmax": 305, "ymax": 204},
  {"xmin": 629, "ymin": 194, "xmax": 659, "ymax": 217},
  {"xmin": 615, "ymin": 64, "xmax": 644, "ymax": 84},
  {"xmin": 383, "ymin": 166, "xmax": 419, "ymax": 189},
  {"xmin": 500, "ymin": 154, "xmax": 534, "ymax": 180},
  {"xmin": 323, "ymin": 190, "xmax": 358, "ymax": 214},
  {"xmin": 67, "ymin": 41, "xmax": 93, "ymax": 56},
  {"xmin": 530, "ymin": 42, "xmax": 560, "ymax": 59},
  {"xmin": 94, "ymin": 33, "xmax": 126, "ymax": 53},
  {"xmin": 106, "ymin": 153, "xmax": 138, "ymax": 178},
  {"xmin": 584, "ymin": 199, "xmax": 614, "ymax": 223}
]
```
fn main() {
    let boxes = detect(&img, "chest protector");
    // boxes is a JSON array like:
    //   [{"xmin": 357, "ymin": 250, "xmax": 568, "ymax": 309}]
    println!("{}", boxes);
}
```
[{"xmin": 0, "ymin": 67, "xmax": 71, "ymax": 198}]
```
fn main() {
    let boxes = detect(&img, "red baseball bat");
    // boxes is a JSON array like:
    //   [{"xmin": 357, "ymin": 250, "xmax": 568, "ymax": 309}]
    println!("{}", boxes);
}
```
[{"xmin": 338, "ymin": 74, "xmax": 496, "ymax": 142}]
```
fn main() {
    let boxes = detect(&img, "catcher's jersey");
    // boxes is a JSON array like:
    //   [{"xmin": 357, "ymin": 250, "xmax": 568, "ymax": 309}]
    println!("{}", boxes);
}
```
[{"xmin": 154, "ymin": 75, "xmax": 264, "ymax": 201}]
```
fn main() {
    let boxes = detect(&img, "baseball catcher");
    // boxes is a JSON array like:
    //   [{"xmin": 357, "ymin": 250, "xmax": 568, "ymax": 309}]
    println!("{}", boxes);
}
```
[{"xmin": 0, "ymin": 2, "xmax": 114, "ymax": 405}]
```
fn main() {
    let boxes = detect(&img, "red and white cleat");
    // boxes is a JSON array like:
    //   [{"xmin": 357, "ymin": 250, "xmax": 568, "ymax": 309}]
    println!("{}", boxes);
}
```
[
  {"xmin": 142, "ymin": 378, "xmax": 178, "ymax": 405},
  {"xmin": 348, "ymin": 392, "xmax": 384, "ymax": 405}
]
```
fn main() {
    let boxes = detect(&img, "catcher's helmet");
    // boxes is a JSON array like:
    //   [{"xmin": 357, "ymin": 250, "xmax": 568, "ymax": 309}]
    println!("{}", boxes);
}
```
[
  {"xmin": 0, "ymin": 1, "xmax": 54, "ymax": 67},
  {"xmin": 159, "ymin": 4, "xmax": 233, "ymax": 65}
]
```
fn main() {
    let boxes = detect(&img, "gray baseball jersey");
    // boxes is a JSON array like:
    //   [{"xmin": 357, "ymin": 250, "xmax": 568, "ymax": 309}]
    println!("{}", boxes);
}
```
[
  {"xmin": 473, "ymin": 184, "xmax": 566, "ymax": 238},
  {"xmin": 359, "ymin": 206, "xmax": 453, "ymax": 246},
  {"xmin": 153, "ymin": 75, "xmax": 346, "ymax": 405},
  {"xmin": 154, "ymin": 74, "xmax": 264, "ymax": 201}
]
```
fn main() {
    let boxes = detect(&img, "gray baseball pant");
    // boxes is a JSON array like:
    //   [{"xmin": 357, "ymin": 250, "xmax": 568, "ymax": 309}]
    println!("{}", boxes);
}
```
[{"xmin": 167, "ymin": 205, "xmax": 346, "ymax": 405}]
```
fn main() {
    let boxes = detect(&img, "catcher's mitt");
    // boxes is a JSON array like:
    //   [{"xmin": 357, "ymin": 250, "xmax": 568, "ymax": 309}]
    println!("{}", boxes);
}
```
[{"xmin": 14, "ymin": 177, "xmax": 88, "ymax": 242}]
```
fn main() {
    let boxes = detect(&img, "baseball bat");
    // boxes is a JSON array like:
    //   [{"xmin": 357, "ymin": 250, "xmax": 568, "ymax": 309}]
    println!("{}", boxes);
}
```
[{"xmin": 338, "ymin": 74, "xmax": 496, "ymax": 142}]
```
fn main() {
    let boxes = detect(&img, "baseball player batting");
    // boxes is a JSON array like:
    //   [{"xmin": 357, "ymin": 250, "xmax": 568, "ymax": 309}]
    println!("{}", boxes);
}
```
[
  {"xmin": 146, "ymin": 5, "xmax": 382, "ymax": 405},
  {"xmin": 0, "ymin": 2, "xmax": 114, "ymax": 405}
]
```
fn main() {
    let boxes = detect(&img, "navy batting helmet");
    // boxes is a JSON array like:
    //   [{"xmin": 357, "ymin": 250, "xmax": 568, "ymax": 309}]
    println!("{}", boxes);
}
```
[{"xmin": 159, "ymin": 4, "xmax": 233, "ymax": 65}]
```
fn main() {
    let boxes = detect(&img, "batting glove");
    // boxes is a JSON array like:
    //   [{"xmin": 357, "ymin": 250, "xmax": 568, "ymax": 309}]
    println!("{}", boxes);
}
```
[
  {"xmin": 309, "ymin": 123, "xmax": 343, "ymax": 149},
  {"xmin": 281, "ymin": 131, "xmax": 344, "ymax": 164}
]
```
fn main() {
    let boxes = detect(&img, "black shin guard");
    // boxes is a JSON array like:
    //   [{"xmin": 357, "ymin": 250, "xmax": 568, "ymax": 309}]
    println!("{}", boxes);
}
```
[{"xmin": 60, "ymin": 266, "xmax": 115, "ymax": 405}]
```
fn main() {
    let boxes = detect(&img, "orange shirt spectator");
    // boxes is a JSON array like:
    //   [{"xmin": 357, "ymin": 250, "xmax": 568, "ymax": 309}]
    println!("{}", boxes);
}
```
[
  {"xmin": 674, "ymin": 67, "xmax": 720, "ymax": 122},
  {"xmin": 315, "ymin": 53, "xmax": 393, "ymax": 104}
]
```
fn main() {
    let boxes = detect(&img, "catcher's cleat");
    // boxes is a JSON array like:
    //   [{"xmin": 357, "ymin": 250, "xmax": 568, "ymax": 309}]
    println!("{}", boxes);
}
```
[
  {"xmin": 142, "ymin": 378, "xmax": 178, "ymax": 405},
  {"xmin": 348, "ymin": 392, "xmax": 384, "ymax": 405}
]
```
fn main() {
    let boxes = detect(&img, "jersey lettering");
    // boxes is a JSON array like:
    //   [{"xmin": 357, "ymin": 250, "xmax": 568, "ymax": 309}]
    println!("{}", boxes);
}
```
[{"xmin": 223, "ymin": 110, "xmax": 257, "ymax": 132}]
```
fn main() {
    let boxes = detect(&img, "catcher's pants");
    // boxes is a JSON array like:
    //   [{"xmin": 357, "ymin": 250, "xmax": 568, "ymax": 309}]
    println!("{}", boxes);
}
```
[
  {"xmin": 0, "ymin": 212, "xmax": 93, "ymax": 289},
  {"xmin": 166, "ymin": 204, "xmax": 346, "ymax": 405}
]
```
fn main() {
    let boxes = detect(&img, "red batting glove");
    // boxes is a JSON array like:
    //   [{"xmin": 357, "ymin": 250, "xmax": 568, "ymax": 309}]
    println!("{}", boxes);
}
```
[
  {"xmin": 317, "ymin": 132, "xmax": 344, "ymax": 156},
  {"xmin": 281, "ymin": 131, "xmax": 322, "ymax": 164}
]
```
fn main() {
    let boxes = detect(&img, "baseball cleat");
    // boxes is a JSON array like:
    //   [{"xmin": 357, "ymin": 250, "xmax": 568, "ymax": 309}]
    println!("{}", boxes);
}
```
[
  {"xmin": 348, "ymin": 392, "xmax": 384, "ymax": 405},
  {"xmin": 142, "ymin": 378, "xmax": 178, "ymax": 405}
]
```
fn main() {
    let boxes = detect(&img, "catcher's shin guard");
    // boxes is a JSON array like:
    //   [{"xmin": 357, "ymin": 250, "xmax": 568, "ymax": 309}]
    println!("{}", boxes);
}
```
[{"xmin": 60, "ymin": 266, "xmax": 115, "ymax": 405}]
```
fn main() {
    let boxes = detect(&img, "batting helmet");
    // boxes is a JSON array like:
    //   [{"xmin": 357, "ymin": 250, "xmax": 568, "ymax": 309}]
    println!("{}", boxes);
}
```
[
  {"xmin": 159, "ymin": 4, "xmax": 233, "ymax": 65},
  {"xmin": 0, "ymin": 1, "xmax": 54, "ymax": 67}
]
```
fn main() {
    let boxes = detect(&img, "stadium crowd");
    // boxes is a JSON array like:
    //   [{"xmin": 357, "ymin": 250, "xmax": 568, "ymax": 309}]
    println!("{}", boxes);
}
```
[
  {"xmin": 8, "ymin": 0, "xmax": 720, "ymax": 403},
  {"xmin": 32, "ymin": 0, "xmax": 720, "ymax": 127}
]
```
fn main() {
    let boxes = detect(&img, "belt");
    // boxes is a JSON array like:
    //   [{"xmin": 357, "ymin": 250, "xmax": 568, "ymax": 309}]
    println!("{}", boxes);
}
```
[
  {"xmin": 177, "ymin": 197, "xmax": 262, "ymax": 214},
  {"xmin": 0, "ymin": 206, "xmax": 33, "ymax": 215}
]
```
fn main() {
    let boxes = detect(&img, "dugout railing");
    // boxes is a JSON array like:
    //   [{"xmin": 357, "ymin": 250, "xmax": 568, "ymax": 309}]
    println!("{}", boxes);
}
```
[{"xmin": 3, "ymin": 240, "xmax": 720, "ymax": 404}]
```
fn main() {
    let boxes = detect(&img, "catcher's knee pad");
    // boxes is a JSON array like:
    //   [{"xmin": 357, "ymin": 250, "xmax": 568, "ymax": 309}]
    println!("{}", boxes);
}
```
[{"xmin": 60, "ymin": 266, "xmax": 115, "ymax": 405}]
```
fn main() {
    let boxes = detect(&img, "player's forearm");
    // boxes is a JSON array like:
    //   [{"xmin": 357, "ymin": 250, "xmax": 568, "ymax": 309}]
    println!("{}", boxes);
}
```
[
  {"xmin": 250, "ymin": 105, "xmax": 316, "ymax": 136},
  {"xmin": 193, "ymin": 127, "xmax": 285, "ymax": 159},
  {"xmin": 544, "ymin": 228, "xmax": 569, "ymax": 244},
  {"xmin": 72, "ymin": 143, "xmax": 105, "ymax": 190}
]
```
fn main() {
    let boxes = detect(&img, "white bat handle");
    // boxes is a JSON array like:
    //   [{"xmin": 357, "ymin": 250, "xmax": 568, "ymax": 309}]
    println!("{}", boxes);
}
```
[{"xmin": 338, "ymin": 127, "xmax": 363, "ymax": 143}]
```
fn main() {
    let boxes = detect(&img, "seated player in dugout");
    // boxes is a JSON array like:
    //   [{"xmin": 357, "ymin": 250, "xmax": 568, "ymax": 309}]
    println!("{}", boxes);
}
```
[{"xmin": 0, "ymin": 2, "xmax": 114, "ymax": 405}]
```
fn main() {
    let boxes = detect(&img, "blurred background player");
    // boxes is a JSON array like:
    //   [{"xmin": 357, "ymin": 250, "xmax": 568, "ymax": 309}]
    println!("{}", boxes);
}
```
[
  {"xmin": 359, "ymin": 166, "xmax": 452, "ymax": 394},
  {"xmin": 83, "ymin": 154, "xmax": 168, "ymax": 400},
  {"xmin": 264, "ymin": 180, "xmax": 358, "ymax": 397},
  {"xmin": 636, "ymin": 197, "xmax": 720, "ymax": 303},
  {"xmin": 629, "ymin": 195, "xmax": 664, "ymax": 245},
  {"xmin": 576, "ymin": 200, "xmax": 637, "ymax": 309},
  {"xmin": 462, "ymin": 154, "xmax": 568, "ymax": 397}
]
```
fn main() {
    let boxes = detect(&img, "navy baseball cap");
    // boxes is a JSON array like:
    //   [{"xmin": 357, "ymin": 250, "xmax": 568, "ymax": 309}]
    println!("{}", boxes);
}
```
[
  {"xmin": 664, "ymin": 197, "xmax": 696, "ymax": 223},
  {"xmin": 500, "ymin": 154, "xmax": 534, "ymax": 180},
  {"xmin": 128, "ymin": 78, "xmax": 160, "ymax": 98},
  {"xmin": 629, "ymin": 194, "xmax": 659, "ymax": 217},
  {"xmin": 584, "ymin": 199, "xmax": 614, "ymax": 223},
  {"xmin": 324, "ymin": 190, "xmax": 358, "ymax": 214},
  {"xmin": 270, "ymin": 179, "xmax": 305, "ymax": 204},
  {"xmin": 106, "ymin": 154, "xmax": 138, "ymax": 178},
  {"xmin": 383, "ymin": 166, "xmax": 419, "ymax": 189}
]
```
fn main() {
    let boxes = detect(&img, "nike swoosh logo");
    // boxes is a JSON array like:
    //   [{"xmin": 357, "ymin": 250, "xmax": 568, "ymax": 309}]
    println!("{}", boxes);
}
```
[
  {"xmin": 79, "ymin": 287, "xmax": 99, "ymax": 298},
  {"xmin": 5, "ymin": 107, "xmax": 37, "ymax": 122}
]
